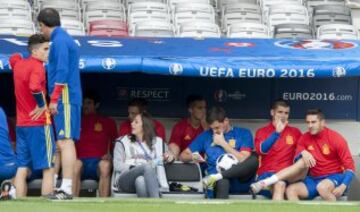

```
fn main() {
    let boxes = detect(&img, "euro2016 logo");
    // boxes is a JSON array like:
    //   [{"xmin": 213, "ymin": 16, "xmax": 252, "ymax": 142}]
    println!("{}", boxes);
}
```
[
  {"xmin": 169, "ymin": 63, "xmax": 183, "ymax": 76},
  {"xmin": 332, "ymin": 67, "xmax": 346, "ymax": 77},
  {"xmin": 102, "ymin": 58, "xmax": 116, "ymax": 70}
]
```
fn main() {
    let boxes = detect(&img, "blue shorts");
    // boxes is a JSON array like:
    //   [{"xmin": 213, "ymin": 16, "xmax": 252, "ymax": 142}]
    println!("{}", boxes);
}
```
[
  {"xmin": 256, "ymin": 172, "xmax": 276, "ymax": 198},
  {"xmin": 0, "ymin": 161, "xmax": 17, "ymax": 182},
  {"xmin": 53, "ymin": 103, "xmax": 81, "ymax": 141},
  {"xmin": 81, "ymin": 158, "xmax": 101, "ymax": 181},
  {"xmin": 303, "ymin": 173, "xmax": 345, "ymax": 199},
  {"xmin": 16, "ymin": 125, "xmax": 56, "ymax": 170}
]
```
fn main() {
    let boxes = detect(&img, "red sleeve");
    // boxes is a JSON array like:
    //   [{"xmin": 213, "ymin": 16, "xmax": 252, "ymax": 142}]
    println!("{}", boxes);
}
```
[
  {"xmin": 29, "ymin": 64, "xmax": 45, "ymax": 93},
  {"xmin": 294, "ymin": 134, "xmax": 307, "ymax": 161},
  {"xmin": 334, "ymin": 132, "xmax": 355, "ymax": 172},
  {"xmin": 50, "ymin": 84, "xmax": 64, "ymax": 104},
  {"xmin": 9, "ymin": 53, "xmax": 22, "ymax": 70},
  {"xmin": 293, "ymin": 128, "xmax": 302, "ymax": 146},
  {"xmin": 154, "ymin": 120, "xmax": 166, "ymax": 142},
  {"xmin": 169, "ymin": 121, "xmax": 183, "ymax": 147},
  {"xmin": 118, "ymin": 120, "xmax": 131, "ymax": 136}
]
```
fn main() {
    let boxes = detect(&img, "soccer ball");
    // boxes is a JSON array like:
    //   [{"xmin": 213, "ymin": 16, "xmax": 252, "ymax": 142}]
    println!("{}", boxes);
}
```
[{"xmin": 216, "ymin": 153, "xmax": 238, "ymax": 172}]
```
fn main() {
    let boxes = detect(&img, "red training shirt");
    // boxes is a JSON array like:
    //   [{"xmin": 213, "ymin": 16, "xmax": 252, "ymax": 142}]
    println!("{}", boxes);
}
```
[
  {"xmin": 169, "ymin": 118, "xmax": 204, "ymax": 152},
  {"xmin": 255, "ymin": 122, "xmax": 302, "ymax": 176},
  {"xmin": 295, "ymin": 127, "xmax": 355, "ymax": 177},
  {"xmin": 76, "ymin": 114, "xmax": 118, "ymax": 159},
  {"xmin": 10, "ymin": 54, "xmax": 50, "ymax": 126}
]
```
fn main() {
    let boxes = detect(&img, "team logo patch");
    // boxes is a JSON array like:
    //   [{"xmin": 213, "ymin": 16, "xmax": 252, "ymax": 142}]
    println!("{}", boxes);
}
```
[
  {"xmin": 274, "ymin": 40, "xmax": 356, "ymax": 50},
  {"xmin": 184, "ymin": 135, "xmax": 191, "ymax": 141},
  {"xmin": 307, "ymin": 145, "xmax": 314, "ymax": 151},
  {"xmin": 286, "ymin": 135, "xmax": 294, "ymax": 145},
  {"xmin": 169, "ymin": 63, "xmax": 183, "ymax": 76},
  {"xmin": 332, "ymin": 66, "xmax": 346, "ymax": 77},
  {"xmin": 94, "ymin": 122, "xmax": 103, "ymax": 132},
  {"xmin": 228, "ymin": 139, "xmax": 236, "ymax": 148},
  {"xmin": 102, "ymin": 58, "xmax": 116, "ymax": 70},
  {"xmin": 59, "ymin": 130, "xmax": 65, "ymax": 136},
  {"xmin": 322, "ymin": 144, "xmax": 330, "ymax": 155},
  {"xmin": 214, "ymin": 89, "xmax": 228, "ymax": 103}
]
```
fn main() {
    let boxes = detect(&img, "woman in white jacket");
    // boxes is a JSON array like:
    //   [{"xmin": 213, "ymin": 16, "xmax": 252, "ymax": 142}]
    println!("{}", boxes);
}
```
[{"xmin": 113, "ymin": 112, "xmax": 164, "ymax": 198}]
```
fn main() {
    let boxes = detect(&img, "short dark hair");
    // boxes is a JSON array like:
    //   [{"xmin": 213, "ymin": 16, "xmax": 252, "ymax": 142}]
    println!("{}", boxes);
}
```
[
  {"xmin": 83, "ymin": 89, "xmax": 100, "ymax": 104},
  {"xmin": 28, "ymin": 34, "xmax": 48, "ymax": 53},
  {"xmin": 37, "ymin": 8, "xmax": 61, "ymax": 27},
  {"xmin": 271, "ymin": 99, "xmax": 289, "ymax": 110},
  {"xmin": 206, "ymin": 106, "xmax": 226, "ymax": 124},
  {"xmin": 186, "ymin": 94, "xmax": 205, "ymax": 108},
  {"xmin": 128, "ymin": 98, "xmax": 148, "ymax": 113},
  {"xmin": 306, "ymin": 108, "xmax": 325, "ymax": 120}
]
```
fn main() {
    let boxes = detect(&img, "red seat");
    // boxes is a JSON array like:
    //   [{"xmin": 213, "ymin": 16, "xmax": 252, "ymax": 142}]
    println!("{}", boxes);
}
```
[
  {"xmin": 88, "ymin": 29, "xmax": 129, "ymax": 37},
  {"xmin": 88, "ymin": 19, "xmax": 127, "ymax": 32}
]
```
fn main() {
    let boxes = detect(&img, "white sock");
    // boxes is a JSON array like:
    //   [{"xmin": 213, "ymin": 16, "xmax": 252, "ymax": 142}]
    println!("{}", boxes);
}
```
[
  {"xmin": 262, "ymin": 175, "xmax": 279, "ymax": 187},
  {"xmin": 53, "ymin": 174, "xmax": 58, "ymax": 188},
  {"xmin": 213, "ymin": 173, "xmax": 223, "ymax": 181},
  {"xmin": 60, "ymin": 178, "xmax": 72, "ymax": 195},
  {"xmin": 9, "ymin": 186, "xmax": 16, "ymax": 199}
]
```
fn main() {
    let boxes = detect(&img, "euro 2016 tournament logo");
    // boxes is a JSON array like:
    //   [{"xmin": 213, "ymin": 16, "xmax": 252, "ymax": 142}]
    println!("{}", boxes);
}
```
[
  {"xmin": 214, "ymin": 89, "xmax": 228, "ymax": 103},
  {"xmin": 169, "ymin": 63, "xmax": 183, "ymax": 76},
  {"xmin": 102, "ymin": 58, "xmax": 116, "ymax": 70},
  {"xmin": 275, "ymin": 40, "xmax": 356, "ymax": 50},
  {"xmin": 332, "ymin": 67, "xmax": 346, "ymax": 77}
]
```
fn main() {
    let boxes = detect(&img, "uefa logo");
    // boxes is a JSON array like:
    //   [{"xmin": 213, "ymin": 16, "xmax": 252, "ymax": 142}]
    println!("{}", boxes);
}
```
[
  {"xmin": 332, "ymin": 67, "xmax": 346, "ymax": 77},
  {"xmin": 102, "ymin": 58, "xmax": 116, "ymax": 70},
  {"xmin": 214, "ymin": 89, "xmax": 228, "ymax": 103},
  {"xmin": 79, "ymin": 59, "xmax": 86, "ymax": 69},
  {"xmin": 169, "ymin": 63, "xmax": 183, "ymax": 76}
]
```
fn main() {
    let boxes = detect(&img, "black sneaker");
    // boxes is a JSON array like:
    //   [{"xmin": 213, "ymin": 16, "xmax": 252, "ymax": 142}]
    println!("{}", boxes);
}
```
[
  {"xmin": 48, "ymin": 189, "xmax": 73, "ymax": 200},
  {"xmin": 0, "ymin": 181, "xmax": 13, "ymax": 201}
]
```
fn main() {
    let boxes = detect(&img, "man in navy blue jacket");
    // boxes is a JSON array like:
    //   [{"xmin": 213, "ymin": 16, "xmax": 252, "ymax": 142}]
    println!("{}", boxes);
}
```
[{"xmin": 38, "ymin": 8, "xmax": 82, "ymax": 200}]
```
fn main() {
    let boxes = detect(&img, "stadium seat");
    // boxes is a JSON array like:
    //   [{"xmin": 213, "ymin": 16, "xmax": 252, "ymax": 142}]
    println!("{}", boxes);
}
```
[
  {"xmin": 0, "ymin": 0, "xmax": 32, "ymax": 11},
  {"xmin": 61, "ymin": 18, "xmax": 86, "ymax": 36},
  {"xmin": 260, "ymin": 0, "xmax": 303, "ymax": 24},
  {"xmin": 346, "ymin": 0, "xmax": 360, "ymax": 8},
  {"xmin": 222, "ymin": 9, "xmax": 262, "ymax": 32},
  {"xmin": 88, "ymin": 19, "xmax": 128, "ymax": 35},
  {"xmin": 81, "ymin": 0, "xmax": 123, "ymax": 10},
  {"xmin": 267, "ymin": 5, "xmax": 310, "ymax": 34},
  {"xmin": 169, "ymin": 0, "xmax": 212, "ymax": 10},
  {"xmin": 176, "ymin": 21, "xmax": 221, "ymax": 38},
  {"xmin": 84, "ymin": 9, "xmax": 126, "ymax": 29},
  {"xmin": 0, "ymin": 19, "xmax": 35, "ymax": 36},
  {"xmin": 218, "ymin": 0, "xmax": 258, "ymax": 13},
  {"xmin": 312, "ymin": 5, "xmax": 352, "ymax": 29},
  {"xmin": 130, "ymin": 21, "xmax": 174, "ymax": 37},
  {"xmin": 317, "ymin": 23, "xmax": 359, "ymax": 39},
  {"xmin": 274, "ymin": 24, "xmax": 313, "ymax": 39},
  {"xmin": 128, "ymin": 10, "xmax": 171, "ymax": 26},
  {"xmin": 0, "ymin": 7, "xmax": 32, "ymax": 21},
  {"xmin": 161, "ymin": 161, "xmax": 204, "ymax": 199},
  {"xmin": 128, "ymin": 1, "xmax": 169, "ymax": 14},
  {"xmin": 174, "ymin": 9, "xmax": 216, "ymax": 28},
  {"xmin": 306, "ymin": 0, "xmax": 346, "ymax": 8},
  {"xmin": 227, "ymin": 22, "xmax": 270, "ymax": 38}
]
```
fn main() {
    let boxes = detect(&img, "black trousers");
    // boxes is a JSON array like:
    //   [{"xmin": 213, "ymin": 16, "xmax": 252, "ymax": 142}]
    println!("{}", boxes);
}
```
[{"xmin": 215, "ymin": 152, "xmax": 259, "ymax": 199}]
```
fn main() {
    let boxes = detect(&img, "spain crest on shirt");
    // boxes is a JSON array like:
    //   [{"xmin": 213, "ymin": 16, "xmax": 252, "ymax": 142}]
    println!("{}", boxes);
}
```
[
  {"xmin": 307, "ymin": 145, "xmax": 314, "ymax": 151},
  {"xmin": 184, "ymin": 135, "xmax": 191, "ymax": 141},
  {"xmin": 286, "ymin": 135, "xmax": 294, "ymax": 145},
  {"xmin": 94, "ymin": 122, "xmax": 103, "ymax": 132},
  {"xmin": 228, "ymin": 139, "xmax": 236, "ymax": 148},
  {"xmin": 322, "ymin": 144, "xmax": 330, "ymax": 155}
]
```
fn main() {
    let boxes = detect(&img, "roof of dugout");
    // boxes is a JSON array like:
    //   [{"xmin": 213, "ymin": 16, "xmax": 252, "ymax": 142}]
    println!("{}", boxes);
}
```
[{"xmin": 0, "ymin": 35, "xmax": 360, "ymax": 78}]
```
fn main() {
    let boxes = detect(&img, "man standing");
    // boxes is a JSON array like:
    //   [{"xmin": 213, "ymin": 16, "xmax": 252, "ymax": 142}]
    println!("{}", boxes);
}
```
[
  {"xmin": 180, "ymin": 106, "xmax": 258, "ymax": 199},
  {"xmin": 254, "ymin": 100, "xmax": 302, "ymax": 200},
  {"xmin": 167, "ymin": 95, "xmax": 207, "ymax": 161},
  {"xmin": 73, "ymin": 90, "xmax": 117, "ymax": 197},
  {"xmin": 10, "ymin": 34, "xmax": 55, "ymax": 197},
  {"xmin": 38, "ymin": 8, "xmax": 82, "ymax": 199}
]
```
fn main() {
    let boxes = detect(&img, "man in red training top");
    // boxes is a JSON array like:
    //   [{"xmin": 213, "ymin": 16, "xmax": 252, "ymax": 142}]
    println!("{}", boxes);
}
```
[
  {"xmin": 167, "ymin": 95, "xmax": 207, "ymax": 162},
  {"xmin": 118, "ymin": 98, "xmax": 166, "ymax": 141},
  {"xmin": 254, "ymin": 99, "xmax": 302, "ymax": 200},
  {"xmin": 285, "ymin": 109, "xmax": 355, "ymax": 201},
  {"xmin": 73, "ymin": 90, "xmax": 117, "ymax": 197},
  {"xmin": 251, "ymin": 109, "xmax": 355, "ymax": 201},
  {"xmin": 10, "ymin": 34, "xmax": 55, "ymax": 197}
]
